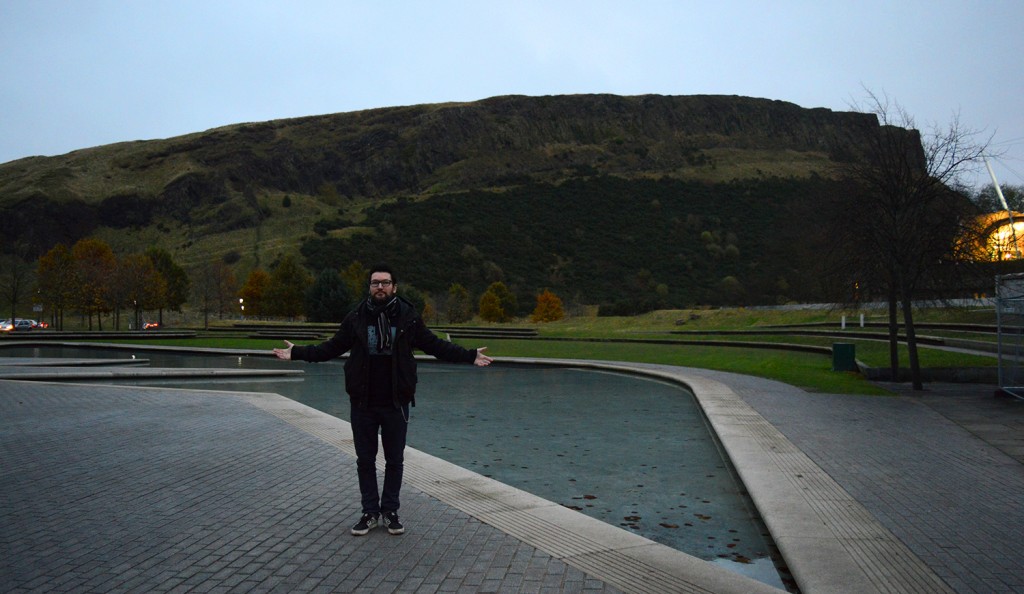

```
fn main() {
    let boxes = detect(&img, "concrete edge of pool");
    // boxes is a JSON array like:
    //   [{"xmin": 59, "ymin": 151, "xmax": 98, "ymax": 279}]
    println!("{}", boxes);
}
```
[
  {"xmin": 245, "ymin": 388, "xmax": 781, "ymax": 594},
  {"xmin": 0, "ymin": 347, "xmax": 954, "ymax": 593}
]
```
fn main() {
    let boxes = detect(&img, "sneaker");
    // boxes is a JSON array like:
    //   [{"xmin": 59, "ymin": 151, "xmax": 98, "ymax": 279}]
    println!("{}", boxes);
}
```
[
  {"xmin": 383, "ymin": 511, "xmax": 404, "ymax": 535},
  {"xmin": 351, "ymin": 513, "xmax": 379, "ymax": 536}
]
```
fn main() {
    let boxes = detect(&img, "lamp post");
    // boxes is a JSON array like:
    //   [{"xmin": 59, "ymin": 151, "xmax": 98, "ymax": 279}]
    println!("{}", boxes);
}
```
[{"xmin": 239, "ymin": 298, "xmax": 245, "ymax": 320}]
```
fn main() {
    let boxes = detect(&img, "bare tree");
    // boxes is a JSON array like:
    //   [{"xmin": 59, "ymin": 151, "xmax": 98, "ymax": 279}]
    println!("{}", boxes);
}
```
[
  {"xmin": 192, "ymin": 260, "xmax": 238, "ymax": 329},
  {"xmin": 828, "ymin": 90, "xmax": 990, "ymax": 389}
]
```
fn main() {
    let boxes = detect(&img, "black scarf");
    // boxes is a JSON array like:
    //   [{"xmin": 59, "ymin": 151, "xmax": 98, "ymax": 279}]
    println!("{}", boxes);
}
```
[{"xmin": 365, "ymin": 295, "xmax": 399, "ymax": 352}]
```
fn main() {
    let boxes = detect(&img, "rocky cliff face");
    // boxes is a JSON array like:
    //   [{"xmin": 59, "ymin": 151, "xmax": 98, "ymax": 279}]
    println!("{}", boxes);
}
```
[
  {"xmin": 0, "ymin": 93, "xmax": 903, "ymax": 255},
  {"xmin": 147, "ymin": 94, "xmax": 884, "ymax": 197}
]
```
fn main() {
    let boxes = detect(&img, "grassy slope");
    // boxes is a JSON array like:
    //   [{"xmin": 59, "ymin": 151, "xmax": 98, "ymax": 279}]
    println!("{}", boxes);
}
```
[{"xmin": 2, "ymin": 100, "xmax": 851, "ymax": 307}]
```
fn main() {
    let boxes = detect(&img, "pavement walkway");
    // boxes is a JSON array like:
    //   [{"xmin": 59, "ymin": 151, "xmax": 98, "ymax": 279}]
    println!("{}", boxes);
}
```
[
  {"xmin": 729, "ymin": 376, "xmax": 1024, "ymax": 593},
  {"xmin": 1, "ymin": 355, "xmax": 1022, "ymax": 593}
]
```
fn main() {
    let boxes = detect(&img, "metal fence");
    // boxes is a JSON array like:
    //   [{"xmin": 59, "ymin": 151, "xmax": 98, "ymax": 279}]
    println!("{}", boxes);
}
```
[{"xmin": 996, "ymin": 273, "xmax": 1024, "ymax": 398}]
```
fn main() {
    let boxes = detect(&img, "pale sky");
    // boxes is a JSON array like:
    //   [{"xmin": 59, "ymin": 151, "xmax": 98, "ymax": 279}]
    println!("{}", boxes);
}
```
[{"xmin": 2, "ymin": 0, "xmax": 1022, "ymax": 189}]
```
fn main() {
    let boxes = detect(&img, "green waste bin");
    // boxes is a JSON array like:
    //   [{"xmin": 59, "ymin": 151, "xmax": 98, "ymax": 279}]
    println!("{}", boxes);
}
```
[{"xmin": 832, "ymin": 343, "xmax": 857, "ymax": 372}]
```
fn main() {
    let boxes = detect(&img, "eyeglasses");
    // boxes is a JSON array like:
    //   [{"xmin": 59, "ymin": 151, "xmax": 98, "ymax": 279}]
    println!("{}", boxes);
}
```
[{"xmin": 369, "ymin": 280, "xmax": 394, "ymax": 288}]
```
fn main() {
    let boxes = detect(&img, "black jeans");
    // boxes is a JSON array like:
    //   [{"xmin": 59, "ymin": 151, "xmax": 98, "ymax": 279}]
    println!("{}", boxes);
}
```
[{"xmin": 350, "ymin": 403, "xmax": 409, "ymax": 514}]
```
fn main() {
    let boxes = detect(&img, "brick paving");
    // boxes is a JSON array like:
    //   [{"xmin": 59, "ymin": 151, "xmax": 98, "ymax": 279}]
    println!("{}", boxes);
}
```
[
  {"xmin": 0, "ymin": 381, "xmax": 620, "ymax": 594},
  {"xmin": 685, "ymin": 370, "xmax": 1024, "ymax": 594},
  {"xmin": 3, "ymin": 363, "xmax": 1024, "ymax": 593}
]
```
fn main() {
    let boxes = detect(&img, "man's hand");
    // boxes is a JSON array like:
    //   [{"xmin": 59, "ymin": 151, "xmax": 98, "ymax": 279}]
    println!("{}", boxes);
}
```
[
  {"xmin": 474, "ymin": 347, "xmax": 493, "ymax": 367},
  {"xmin": 273, "ymin": 340, "xmax": 295, "ymax": 360}
]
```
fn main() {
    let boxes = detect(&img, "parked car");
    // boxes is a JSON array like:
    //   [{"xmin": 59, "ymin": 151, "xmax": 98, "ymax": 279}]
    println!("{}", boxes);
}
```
[{"xmin": 1, "ymin": 318, "xmax": 35, "ymax": 332}]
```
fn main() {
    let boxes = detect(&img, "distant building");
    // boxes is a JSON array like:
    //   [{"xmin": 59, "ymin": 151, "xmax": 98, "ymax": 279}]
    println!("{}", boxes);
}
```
[{"xmin": 975, "ymin": 211, "xmax": 1024, "ymax": 260}]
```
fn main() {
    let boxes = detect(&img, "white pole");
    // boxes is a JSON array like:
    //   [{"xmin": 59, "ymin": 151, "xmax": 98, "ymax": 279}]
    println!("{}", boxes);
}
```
[
  {"xmin": 986, "ymin": 157, "xmax": 1020, "ymax": 258},
  {"xmin": 841, "ymin": 315, "xmax": 846, "ymax": 330},
  {"xmin": 987, "ymin": 159, "xmax": 1011, "ymax": 210}
]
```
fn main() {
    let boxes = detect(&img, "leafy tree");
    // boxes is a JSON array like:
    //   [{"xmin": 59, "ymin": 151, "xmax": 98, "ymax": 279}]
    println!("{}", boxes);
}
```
[
  {"xmin": 446, "ymin": 283, "xmax": 473, "ymax": 323},
  {"xmin": 488, "ymin": 281, "xmax": 517, "ymax": 320},
  {"xmin": 36, "ymin": 244, "xmax": 74, "ymax": 330},
  {"xmin": 717, "ymin": 276, "xmax": 745, "ymax": 305},
  {"xmin": 0, "ymin": 250, "xmax": 34, "ymax": 324},
  {"xmin": 478, "ymin": 281, "xmax": 516, "ymax": 322},
  {"xmin": 265, "ymin": 255, "xmax": 313, "ymax": 319},
  {"xmin": 341, "ymin": 260, "xmax": 369, "ymax": 300},
  {"xmin": 71, "ymin": 238, "xmax": 117, "ymax": 330},
  {"xmin": 973, "ymin": 183, "xmax": 1024, "ymax": 213},
  {"xmin": 145, "ymin": 247, "xmax": 190, "ymax": 324},
  {"xmin": 478, "ymin": 291, "xmax": 503, "ymax": 322},
  {"xmin": 656, "ymin": 283, "xmax": 669, "ymax": 304},
  {"xmin": 421, "ymin": 300, "xmax": 438, "ymax": 325},
  {"xmin": 117, "ymin": 253, "xmax": 166, "ymax": 329},
  {"xmin": 305, "ymin": 268, "xmax": 352, "ymax": 323},
  {"xmin": 530, "ymin": 289, "xmax": 564, "ymax": 322},
  {"xmin": 399, "ymin": 284, "xmax": 427, "ymax": 317},
  {"xmin": 238, "ymin": 268, "xmax": 270, "ymax": 319}
]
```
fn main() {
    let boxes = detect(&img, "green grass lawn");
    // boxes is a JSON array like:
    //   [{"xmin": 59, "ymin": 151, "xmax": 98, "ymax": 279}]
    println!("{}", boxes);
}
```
[
  {"xmin": 98, "ymin": 305, "xmax": 1001, "ymax": 396},
  {"xmin": 469, "ymin": 339, "xmax": 892, "ymax": 394}
]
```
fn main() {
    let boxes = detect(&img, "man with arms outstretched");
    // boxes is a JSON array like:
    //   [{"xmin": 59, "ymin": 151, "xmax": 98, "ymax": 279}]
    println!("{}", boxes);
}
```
[{"xmin": 273, "ymin": 263, "xmax": 493, "ymax": 535}]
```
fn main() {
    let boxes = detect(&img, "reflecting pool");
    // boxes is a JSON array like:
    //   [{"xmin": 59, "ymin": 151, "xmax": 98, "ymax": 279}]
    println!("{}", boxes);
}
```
[{"xmin": 0, "ymin": 345, "xmax": 790, "ymax": 590}]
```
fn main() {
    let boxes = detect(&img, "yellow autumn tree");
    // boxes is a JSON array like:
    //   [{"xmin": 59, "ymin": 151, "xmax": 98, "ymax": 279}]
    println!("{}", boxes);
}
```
[
  {"xmin": 238, "ymin": 269, "xmax": 270, "ymax": 319},
  {"xmin": 530, "ymin": 289, "xmax": 564, "ymax": 323},
  {"xmin": 71, "ymin": 238, "xmax": 117, "ymax": 330}
]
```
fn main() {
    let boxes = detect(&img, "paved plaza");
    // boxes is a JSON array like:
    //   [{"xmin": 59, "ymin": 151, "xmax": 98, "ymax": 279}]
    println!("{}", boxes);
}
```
[{"xmin": 1, "ymin": 355, "xmax": 1022, "ymax": 593}]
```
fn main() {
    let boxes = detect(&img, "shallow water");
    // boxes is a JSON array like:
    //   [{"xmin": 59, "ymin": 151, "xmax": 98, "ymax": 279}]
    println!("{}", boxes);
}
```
[{"xmin": 0, "ymin": 345, "xmax": 790, "ymax": 589}]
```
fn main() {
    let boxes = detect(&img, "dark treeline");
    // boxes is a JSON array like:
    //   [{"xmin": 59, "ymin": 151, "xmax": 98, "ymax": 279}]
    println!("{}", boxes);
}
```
[{"xmin": 301, "ymin": 175, "xmax": 848, "ymax": 312}]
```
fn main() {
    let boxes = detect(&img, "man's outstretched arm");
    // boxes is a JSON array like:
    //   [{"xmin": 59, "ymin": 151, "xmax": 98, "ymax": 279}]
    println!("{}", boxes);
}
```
[
  {"xmin": 474, "ymin": 347, "xmax": 493, "ymax": 367},
  {"xmin": 272, "ymin": 340, "xmax": 294, "ymax": 360}
]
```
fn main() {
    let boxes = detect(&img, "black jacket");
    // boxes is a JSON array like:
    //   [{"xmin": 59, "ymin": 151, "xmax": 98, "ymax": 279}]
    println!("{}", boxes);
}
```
[{"xmin": 290, "ymin": 296, "xmax": 477, "ymax": 408}]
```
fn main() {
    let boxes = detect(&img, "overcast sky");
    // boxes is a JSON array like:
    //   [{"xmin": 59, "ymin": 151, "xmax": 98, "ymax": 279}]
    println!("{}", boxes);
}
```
[{"xmin": 2, "ymin": 0, "xmax": 1022, "ymax": 189}]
